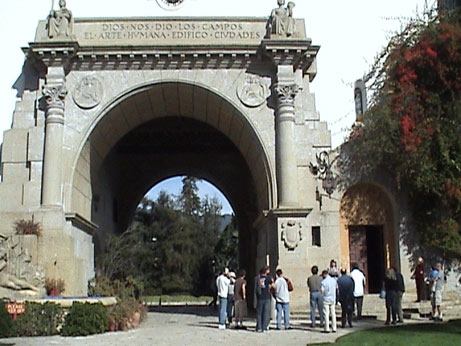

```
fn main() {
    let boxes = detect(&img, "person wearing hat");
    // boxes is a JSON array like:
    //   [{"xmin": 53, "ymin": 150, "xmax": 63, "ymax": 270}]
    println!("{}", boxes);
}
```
[
  {"xmin": 216, "ymin": 267, "xmax": 230, "ymax": 329},
  {"xmin": 411, "ymin": 257, "xmax": 426, "ymax": 302},
  {"xmin": 227, "ymin": 271, "xmax": 237, "ymax": 326}
]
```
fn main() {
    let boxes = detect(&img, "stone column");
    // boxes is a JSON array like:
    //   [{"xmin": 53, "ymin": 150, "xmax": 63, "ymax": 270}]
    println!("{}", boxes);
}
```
[
  {"xmin": 274, "ymin": 66, "xmax": 299, "ymax": 208},
  {"xmin": 42, "ymin": 67, "xmax": 67, "ymax": 207}
]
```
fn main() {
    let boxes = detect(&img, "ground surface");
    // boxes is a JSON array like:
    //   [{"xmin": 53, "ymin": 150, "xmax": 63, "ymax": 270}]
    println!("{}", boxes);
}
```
[
  {"xmin": 0, "ymin": 305, "xmax": 445, "ymax": 346},
  {"xmin": 311, "ymin": 319, "xmax": 461, "ymax": 346}
]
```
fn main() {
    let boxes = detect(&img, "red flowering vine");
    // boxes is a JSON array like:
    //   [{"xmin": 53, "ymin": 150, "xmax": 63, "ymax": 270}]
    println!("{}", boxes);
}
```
[{"xmin": 341, "ymin": 9, "xmax": 461, "ymax": 259}]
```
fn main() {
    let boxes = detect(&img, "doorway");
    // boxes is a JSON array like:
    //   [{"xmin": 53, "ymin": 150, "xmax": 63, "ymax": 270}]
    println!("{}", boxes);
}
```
[{"xmin": 349, "ymin": 225, "xmax": 385, "ymax": 293}]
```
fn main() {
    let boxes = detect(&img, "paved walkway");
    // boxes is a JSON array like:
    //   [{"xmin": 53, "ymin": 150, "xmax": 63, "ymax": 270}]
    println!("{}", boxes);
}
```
[{"xmin": 0, "ymin": 306, "xmax": 404, "ymax": 346}]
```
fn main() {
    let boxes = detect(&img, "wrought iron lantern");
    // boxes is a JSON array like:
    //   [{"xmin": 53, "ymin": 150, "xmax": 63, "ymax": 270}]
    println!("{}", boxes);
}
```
[
  {"xmin": 309, "ymin": 151, "xmax": 337, "ymax": 196},
  {"xmin": 309, "ymin": 151, "xmax": 338, "ymax": 209}
]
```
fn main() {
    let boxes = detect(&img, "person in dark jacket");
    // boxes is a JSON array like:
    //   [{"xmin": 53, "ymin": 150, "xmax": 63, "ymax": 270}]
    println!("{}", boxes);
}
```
[
  {"xmin": 254, "ymin": 265, "xmax": 273, "ymax": 332},
  {"xmin": 411, "ymin": 257, "xmax": 426, "ymax": 302},
  {"xmin": 395, "ymin": 267, "xmax": 405, "ymax": 323},
  {"xmin": 384, "ymin": 267, "xmax": 398, "ymax": 325},
  {"xmin": 337, "ymin": 268, "xmax": 354, "ymax": 328}
]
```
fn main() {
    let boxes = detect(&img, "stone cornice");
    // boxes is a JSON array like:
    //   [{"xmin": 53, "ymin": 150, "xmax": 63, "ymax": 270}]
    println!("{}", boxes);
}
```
[
  {"xmin": 24, "ymin": 41, "xmax": 319, "ymax": 75},
  {"xmin": 65, "ymin": 213, "xmax": 98, "ymax": 235},
  {"xmin": 24, "ymin": 16, "xmax": 318, "ymax": 75},
  {"xmin": 24, "ymin": 41, "xmax": 79, "ymax": 69},
  {"xmin": 261, "ymin": 39, "xmax": 320, "ymax": 81},
  {"xmin": 264, "ymin": 208, "xmax": 312, "ymax": 218}
]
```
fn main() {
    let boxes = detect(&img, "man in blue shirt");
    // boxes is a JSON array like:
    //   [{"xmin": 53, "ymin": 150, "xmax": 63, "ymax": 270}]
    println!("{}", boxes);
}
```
[
  {"xmin": 254, "ymin": 265, "xmax": 273, "ymax": 332},
  {"xmin": 321, "ymin": 270, "xmax": 338, "ymax": 333}
]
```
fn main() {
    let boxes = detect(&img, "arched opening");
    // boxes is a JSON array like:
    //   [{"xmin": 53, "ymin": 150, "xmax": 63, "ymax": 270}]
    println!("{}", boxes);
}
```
[
  {"xmin": 339, "ymin": 183, "xmax": 398, "ymax": 293},
  {"xmin": 147, "ymin": 176, "xmax": 234, "ymax": 216},
  {"xmin": 70, "ymin": 81, "xmax": 274, "ymax": 291},
  {"xmin": 102, "ymin": 175, "xmax": 239, "ymax": 296}
]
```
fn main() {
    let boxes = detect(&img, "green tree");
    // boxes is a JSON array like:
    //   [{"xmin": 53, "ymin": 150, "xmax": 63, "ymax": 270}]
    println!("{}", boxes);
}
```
[
  {"xmin": 96, "ymin": 177, "xmax": 237, "ymax": 296},
  {"xmin": 178, "ymin": 176, "xmax": 201, "ymax": 216},
  {"xmin": 214, "ymin": 215, "xmax": 239, "ymax": 271}
]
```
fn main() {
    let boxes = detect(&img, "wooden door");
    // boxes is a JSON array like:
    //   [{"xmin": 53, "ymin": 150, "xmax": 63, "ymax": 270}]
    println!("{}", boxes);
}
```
[{"xmin": 349, "ymin": 226, "xmax": 368, "ymax": 293}]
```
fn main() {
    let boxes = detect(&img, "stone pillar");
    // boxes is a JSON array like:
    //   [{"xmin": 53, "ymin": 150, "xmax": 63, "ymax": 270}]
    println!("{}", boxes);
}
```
[
  {"xmin": 274, "ymin": 66, "xmax": 299, "ymax": 208},
  {"xmin": 42, "ymin": 67, "xmax": 67, "ymax": 207}
]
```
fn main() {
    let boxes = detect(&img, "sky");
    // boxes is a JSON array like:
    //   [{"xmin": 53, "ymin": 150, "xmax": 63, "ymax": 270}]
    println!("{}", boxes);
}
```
[{"xmin": 0, "ymin": 0, "xmax": 432, "ymax": 214}]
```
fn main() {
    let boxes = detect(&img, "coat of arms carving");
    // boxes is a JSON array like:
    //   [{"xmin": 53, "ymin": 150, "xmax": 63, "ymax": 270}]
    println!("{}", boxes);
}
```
[
  {"xmin": 281, "ymin": 219, "xmax": 302, "ymax": 250},
  {"xmin": 73, "ymin": 76, "xmax": 104, "ymax": 109},
  {"xmin": 237, "ymin": 76, "xmax": 269, "ymax": 108}
]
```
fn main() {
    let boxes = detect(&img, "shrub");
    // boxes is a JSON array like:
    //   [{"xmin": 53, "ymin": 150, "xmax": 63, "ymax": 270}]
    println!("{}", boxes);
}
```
[
  {"xmin": 14, "ymin": 219, "xmax": 42, "ymax": 236},
  {"xmin": 0, "ymin": 301, "xmax": 13, "ymax": 338},
  {"xmin": 107, "ymin": 297, "xmax": 147, "ymax": 331},
  {"xmin": 88, "ymin": 275, "xmax": 115, "ymax": 297},
  {"xmin": 45, "ymin": 278, "xmax": 66, "ymax": 295},
  {"xmin": 61, "ymin": 302, "xmax": 108, "ymax": 336},
  {"xmin": 12, "ymin": 302, "xmax": 64, "ymax": 336},
  {"xmin": 88, "ymin": 275, "xmax": 146, "ymax": 332}
]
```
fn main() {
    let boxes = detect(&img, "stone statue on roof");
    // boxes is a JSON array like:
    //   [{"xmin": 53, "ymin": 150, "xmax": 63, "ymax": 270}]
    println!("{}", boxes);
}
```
[
  {"xmin": 47, "ymin": 0, "xmax": 74, "ymax": 39},
  {"xmin": 269, "ymin": 0, "xmax": 296, "ymax": 38}
]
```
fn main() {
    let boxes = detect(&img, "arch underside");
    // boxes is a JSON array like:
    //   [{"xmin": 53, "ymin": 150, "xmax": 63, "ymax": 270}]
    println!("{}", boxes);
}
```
[{"xmin": 71, "ymin": 81, "xmax": 274, "ymax": 271}]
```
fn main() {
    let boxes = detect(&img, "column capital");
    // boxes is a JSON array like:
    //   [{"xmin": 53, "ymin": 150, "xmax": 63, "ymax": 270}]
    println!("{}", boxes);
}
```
[
  {"xmin": 274, "ymin": 83, "xmax": 299, "ymax": 105},
  {"xmin": 43, "ymin": 84, "xmax": 67, "ymax": 109},
  {"xmin": 43, "ymin": 84, "xmax": 67, "ymax": 124}
]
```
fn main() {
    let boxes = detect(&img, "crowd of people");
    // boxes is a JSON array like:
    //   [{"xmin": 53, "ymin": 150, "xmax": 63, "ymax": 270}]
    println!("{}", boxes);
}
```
[
  {"xmin": 215, "ymin": 265, "xmax": 293, "ymax": 331},
  {"xmin": 411, "ymin": 258, "xmax": 445, "ymax": 321},
  {"xmin": 214, "ymin": 257, "xmax": 445, "ymax": 332}
]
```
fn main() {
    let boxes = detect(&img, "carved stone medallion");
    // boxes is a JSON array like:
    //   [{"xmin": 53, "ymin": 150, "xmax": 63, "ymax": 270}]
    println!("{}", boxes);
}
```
[
  {"xmin": 156, "ymin": 0, "xmax": 186, "ymax": 10},
  {"xmin": 73, "ymin": 76, "xmax": 103, "ymax": 109},
  {"xmin": 281, "ymin": 219, "xmax": 302, "ymax": 250},
  {"xmin": 237, "ymin": 76, "xmax": 269, "ymax": 108}
]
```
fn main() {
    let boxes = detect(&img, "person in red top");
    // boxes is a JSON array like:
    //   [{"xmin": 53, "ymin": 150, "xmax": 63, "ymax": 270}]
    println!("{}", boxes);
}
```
[{"xmin": 411, "ymin": 257, "xmax": 426, "ymax": 302}]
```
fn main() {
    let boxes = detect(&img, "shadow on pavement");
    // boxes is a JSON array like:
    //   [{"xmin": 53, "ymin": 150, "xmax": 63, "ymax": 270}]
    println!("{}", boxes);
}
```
[{"xmin": 147, "ymin": 304, "xmax": 220, "ymax": 317}]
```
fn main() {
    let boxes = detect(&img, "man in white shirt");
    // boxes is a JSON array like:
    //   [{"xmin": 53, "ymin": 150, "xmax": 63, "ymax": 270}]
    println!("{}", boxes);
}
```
[
  {"xmin": 350, "ymin": 263, "xmax": 366, "ymax": 320},
  {"xmin": 216, "ymin": 267, "xmax": 230, "ymax": 329},
  {"xmin": 321, "ymin": 270, "xmax": 338, "ymax": 333},
  {"xmin": 274, "ymin": 268, "xmax": 291, "ymax": 330}
]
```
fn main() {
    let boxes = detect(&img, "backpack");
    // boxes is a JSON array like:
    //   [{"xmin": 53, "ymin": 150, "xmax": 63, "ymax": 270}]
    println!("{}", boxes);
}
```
[{"xmin": 285, "ymin": 277, "xmax": 294, "ymax": 292}]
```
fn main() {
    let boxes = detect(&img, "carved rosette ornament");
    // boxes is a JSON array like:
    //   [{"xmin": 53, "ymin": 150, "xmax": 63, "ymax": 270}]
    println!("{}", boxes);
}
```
[
  {"xmin": 73, "ymin": 76, "xmax": 103, "ymax": 109},
  {"xmin": 237, "ymin": 76, "xmax": 269, "ymax": 108},
  {"xmin": 43, "ymin": 84, "xmax": 67, "ymax": 124},
  {"xmin": 281, "ymin": 219, "xmax": 302, "ymax": 250}
]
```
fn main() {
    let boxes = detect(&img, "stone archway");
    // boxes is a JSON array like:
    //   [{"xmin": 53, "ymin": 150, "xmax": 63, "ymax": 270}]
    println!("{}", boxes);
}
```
[
  {"xmin": 339, "ymin": 183, "xmax": 399, "ymax": 293},
  {"xmin": 0, "ymin": 12, "xmax": 333, "ymax": 302}
]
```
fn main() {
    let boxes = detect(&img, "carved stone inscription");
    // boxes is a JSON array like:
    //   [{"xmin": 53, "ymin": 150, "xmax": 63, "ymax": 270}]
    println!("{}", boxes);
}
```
[
  {"xmin": 37, "ymin": 18, "xmax": 307, "ymax": 45},
  {"xmin": 80, "ymin": 21, "xmax": 264, "ymax": 44},
  {"xmin": 32, "ymin": 19, "xmax": 270, "ymax": 47}
]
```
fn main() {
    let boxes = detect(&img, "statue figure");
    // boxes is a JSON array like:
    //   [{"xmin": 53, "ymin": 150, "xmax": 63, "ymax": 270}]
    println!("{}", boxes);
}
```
[
  {"xmin": 269, "ymin": 0, "xmax": 296, "ymax": 37},
  {"xmin": 0, "ymin": 235, "xmax": 43, "ymax": 295},
  {"xmin": 47, "ymin": 0, "xmax": 74, "ymax": 39},
  {"xmin": 0, "ymin": 260, "xmax": 40, "ymax": 293}
]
